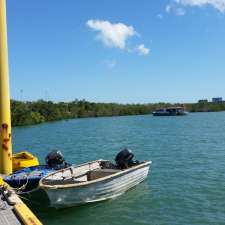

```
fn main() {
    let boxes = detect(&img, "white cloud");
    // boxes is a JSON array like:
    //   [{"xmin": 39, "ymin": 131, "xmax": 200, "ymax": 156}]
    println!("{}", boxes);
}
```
[
  {"xmin": 175, "ymin": 7, "xmax": 186, "ymax": 15},
  {"xmin": 157, "ymin": 14, "xmax": 164, "ymax": 19},
  {"xmin": 166, "ymin": 4, "xmax": 186, "ymax": 15},
  {"xmin": 87, "ymin": 19, "xmax": 150, "ymax": 57},
  {"xmin": 86, "ymin": 19, "xmax": 136, "ymax": 49},
  {"xmin": 136, "ymin": 44, "xmax": 150, "ymax": 55},
  {"xmin": 175, "ymin": 0, "xmax": 225, "ymax": 12},
  {"xmin": 104, "ymin": 59, "xmax": 117, "ymax": 69},
  {"xmin": 166, "ymin": 4, "xmax": 172, "ymax": 12}
]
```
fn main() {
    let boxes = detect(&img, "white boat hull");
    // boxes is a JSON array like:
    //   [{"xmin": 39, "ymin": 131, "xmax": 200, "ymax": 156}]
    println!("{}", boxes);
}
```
[{"xmin": 41, "ymin": 162, "xmax": 150, "ymax": 208}]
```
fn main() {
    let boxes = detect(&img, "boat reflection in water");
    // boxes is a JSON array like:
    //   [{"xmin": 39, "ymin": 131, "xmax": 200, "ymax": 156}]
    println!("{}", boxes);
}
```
[{"xmin": 152, "ymin": 106, "xmax": 188, "ymax": 116}]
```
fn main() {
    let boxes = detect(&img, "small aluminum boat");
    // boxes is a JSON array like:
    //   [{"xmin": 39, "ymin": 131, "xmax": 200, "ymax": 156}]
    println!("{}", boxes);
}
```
[{"xmin": 39, "ymin": 158, "xmax": 151, "ymax": 208}]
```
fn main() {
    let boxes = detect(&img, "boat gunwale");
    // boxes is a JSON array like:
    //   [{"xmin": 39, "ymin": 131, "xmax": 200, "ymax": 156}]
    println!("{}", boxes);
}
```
[{"xmin": 39, "ymin": 160, "xmax": 151, "ymax": 189}]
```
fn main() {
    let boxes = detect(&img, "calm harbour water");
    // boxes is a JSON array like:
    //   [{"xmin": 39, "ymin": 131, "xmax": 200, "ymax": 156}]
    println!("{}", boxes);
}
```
[{"xmin": 12, "ymin": 112, "xmax": 225, "ymax": 225}]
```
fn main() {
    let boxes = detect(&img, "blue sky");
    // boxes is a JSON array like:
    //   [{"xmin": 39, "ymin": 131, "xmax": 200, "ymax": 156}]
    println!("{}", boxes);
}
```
[{"xmin": 6, "ymin": 0, "xmax": 225, "ymax": 103}]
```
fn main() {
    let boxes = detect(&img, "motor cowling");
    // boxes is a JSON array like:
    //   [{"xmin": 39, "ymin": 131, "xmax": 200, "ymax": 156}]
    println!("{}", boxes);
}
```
[
  {"xmin": 115, "ymin": 148, "xmax": 134, "ymax": 169},
  {"xmin": 45, "ymin": 150, "xmax": 69, "ymax": 170}
]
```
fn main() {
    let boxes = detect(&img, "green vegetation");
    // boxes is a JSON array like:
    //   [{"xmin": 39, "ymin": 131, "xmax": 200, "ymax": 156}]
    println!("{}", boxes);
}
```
[
  {"xmin": 10, "ymin": 99, "xmax": 225, "ymax": 126},
  {"xmin": 186, "ymin": 102, "xmax": 225, "ymax": 112}
]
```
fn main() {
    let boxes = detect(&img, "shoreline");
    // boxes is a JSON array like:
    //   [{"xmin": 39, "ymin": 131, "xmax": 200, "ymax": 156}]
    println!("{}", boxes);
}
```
[{"xmin": 11, "ymin": 99, "xmax": 225, "ymax": 127}]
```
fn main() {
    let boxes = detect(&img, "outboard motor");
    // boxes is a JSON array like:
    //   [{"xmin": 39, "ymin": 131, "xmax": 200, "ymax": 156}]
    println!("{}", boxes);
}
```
[
  {"xmin": 45, "ymin": 150, "xmax": 70, "ymax": 170},
  {"xmin": 115, "ymin": 148, "xmax": 134, "ymax": 169}
]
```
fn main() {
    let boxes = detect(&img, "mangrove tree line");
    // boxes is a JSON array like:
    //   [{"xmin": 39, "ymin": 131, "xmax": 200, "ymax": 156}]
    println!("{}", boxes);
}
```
[{"xmin": 10, "ymin": 99, "xmax": 225, "ymax": 126}]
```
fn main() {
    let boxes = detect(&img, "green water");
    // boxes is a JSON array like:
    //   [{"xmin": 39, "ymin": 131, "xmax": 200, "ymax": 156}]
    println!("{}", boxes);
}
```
[{"xmin": 13, "ymin": 112, "xmax": 225, "ymax": 225}]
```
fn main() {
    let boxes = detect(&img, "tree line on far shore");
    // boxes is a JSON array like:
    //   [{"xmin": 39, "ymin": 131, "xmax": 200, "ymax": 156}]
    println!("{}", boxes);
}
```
[{"xmin": 10, "ymin": 99, "xmax": 225, "ymax": 126}]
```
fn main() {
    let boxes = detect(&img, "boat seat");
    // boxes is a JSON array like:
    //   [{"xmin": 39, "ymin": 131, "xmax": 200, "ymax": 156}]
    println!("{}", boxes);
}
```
[{"xmin": 87, "ymin": 169, "xmax": 120, "ymax": 181}]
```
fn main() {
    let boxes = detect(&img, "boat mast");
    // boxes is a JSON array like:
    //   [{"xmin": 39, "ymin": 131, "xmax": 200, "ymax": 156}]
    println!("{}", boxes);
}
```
[{"xmin": 0, "ymin": 0, "xmax": 13, "ymax": 174}]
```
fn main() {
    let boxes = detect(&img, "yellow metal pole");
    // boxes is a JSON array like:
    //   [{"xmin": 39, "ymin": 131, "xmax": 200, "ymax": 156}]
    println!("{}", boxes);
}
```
[{"xmin": 0, "ymin": 0, "xmax": 13, "ymax": 174}]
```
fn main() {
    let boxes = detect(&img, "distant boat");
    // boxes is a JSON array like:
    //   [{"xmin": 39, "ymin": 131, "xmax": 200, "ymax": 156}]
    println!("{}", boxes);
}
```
[
  {"xmin": 39, "ymin": 149, "xmax": 151, "ymax": 208},
  {"xmin": 152, "ymin": 107, "xmax": 188, "ymax": 116}
]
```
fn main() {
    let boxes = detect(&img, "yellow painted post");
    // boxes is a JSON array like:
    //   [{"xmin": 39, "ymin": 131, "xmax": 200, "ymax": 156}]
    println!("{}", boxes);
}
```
[{"xmin": 0, "ymin": 0, "xmax": 13, "ymax": 174}]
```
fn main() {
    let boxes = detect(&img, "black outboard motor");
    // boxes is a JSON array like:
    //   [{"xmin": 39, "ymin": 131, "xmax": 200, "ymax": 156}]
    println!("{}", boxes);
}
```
[
  {"xmin": 115, "ymin": 148, "xmax": 134, "ymax": 169},
  {"xmin": 45, "ymin": 150, "xmax": 70, "ymax": 170}
]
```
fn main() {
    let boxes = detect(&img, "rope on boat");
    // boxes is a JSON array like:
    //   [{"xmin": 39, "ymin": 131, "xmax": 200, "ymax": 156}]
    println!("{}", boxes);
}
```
[
  {"xmin": 16, "ymin": 185, "xmax": 40, "ymax": 195},
  {"xmin": 9, "ymin": 174, "xmax": 29, "ymax": 194},
  {"xmin": 18, "ymin": 186, "xmax": 40, "ymax": 195},
  {"xmin": 10, "ymin": 170, "xmax": 42, "ymax": 193}
]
